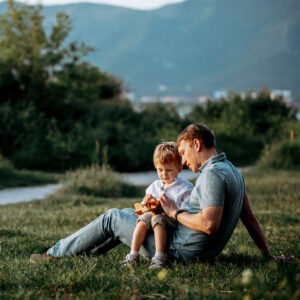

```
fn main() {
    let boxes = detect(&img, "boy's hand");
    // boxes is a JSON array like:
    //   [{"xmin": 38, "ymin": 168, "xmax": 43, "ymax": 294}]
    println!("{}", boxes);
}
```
[{"xmin": 141, "ymin": 194, "xmax": 155, "ymax": 205}]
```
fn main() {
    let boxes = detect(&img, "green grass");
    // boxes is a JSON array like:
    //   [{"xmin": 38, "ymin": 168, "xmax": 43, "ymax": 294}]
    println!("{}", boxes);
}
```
[{"xmin": 0, "ymin": 170, "xmax": 299, "ymax": 299}]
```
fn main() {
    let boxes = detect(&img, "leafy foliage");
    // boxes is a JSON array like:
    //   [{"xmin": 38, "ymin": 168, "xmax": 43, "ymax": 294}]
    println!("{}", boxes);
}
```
[
  {"xmin": 187, "ymin": 90, "xmax": 299, "ymax": 165},
  {"xmin": 0, "ymin": 1, "xmax": 299, "ymax": 172},
  {"xmin": 0, "ymin": 0, "xmax": 124, "ymax": 171},
  {"xmin": 61, "ymin": 164, "xmax": 144, "ymax": 197},
  {"xmin": 0, "ymin": 154, "xmax": 58, "ymax": 189},
  {"xmin": 257, "ymin": 139, "xmax": 300, "ymax": 170}
]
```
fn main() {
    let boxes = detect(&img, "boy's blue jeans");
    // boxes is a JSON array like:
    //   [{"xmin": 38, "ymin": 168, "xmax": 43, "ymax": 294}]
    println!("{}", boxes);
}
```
[{"xmin": 47, "ymin": 208, "xmax": 159, "ymax": 259}]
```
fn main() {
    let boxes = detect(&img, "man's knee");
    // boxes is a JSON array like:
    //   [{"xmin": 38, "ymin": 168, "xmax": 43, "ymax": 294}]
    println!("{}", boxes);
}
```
[
  {"xmin": 106, "ymin": 208, "xmax": 121, "ymax": 217},
  {"xmin": 122, "ymin": 207, "xmax": 135, "ymax": 215}
]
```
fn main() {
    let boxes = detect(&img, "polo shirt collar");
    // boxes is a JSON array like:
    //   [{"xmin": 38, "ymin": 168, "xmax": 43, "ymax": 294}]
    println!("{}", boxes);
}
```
[{"xmin": 199, "ymin": 152, "xmax": 226, "ymax": 173}]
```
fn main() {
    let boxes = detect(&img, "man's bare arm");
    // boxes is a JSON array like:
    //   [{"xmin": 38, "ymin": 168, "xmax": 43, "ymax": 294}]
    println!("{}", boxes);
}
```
[
  {"xmin": 240, "ymin": 190, "xmax": 272, "ymax": 257},
  {"xmin": 239, "ymin": 191, "xmax": 292, "ymax": 262},
  {"xmin": 159, "ymin": 194, "xmax": 223, "ymax": 234}
]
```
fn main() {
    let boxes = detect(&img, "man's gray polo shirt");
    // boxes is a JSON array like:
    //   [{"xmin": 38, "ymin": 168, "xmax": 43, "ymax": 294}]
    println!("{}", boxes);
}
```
[{"xmin": 170, "ymin": 153, "xmax": 245, "ymax": 260}]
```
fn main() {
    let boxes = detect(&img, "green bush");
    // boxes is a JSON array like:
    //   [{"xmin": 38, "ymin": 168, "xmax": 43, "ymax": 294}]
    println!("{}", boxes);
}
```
[
  {"xmin": 0, "ymin": 154, "xmax": 17, "ymax": 186},
  {"xmin": 187, "ymin": 90, "xmax": 299, "ymax": 166},
  {"xmin": 61, "ymin": 164, "xmax": 144, "ymax": 198},
  {"xmin": 0, "ymin": 153, "xmax": 12, "ymax": 168},
  {"xmin": 257, "ymin": 139, "xmax": 300, "ymax": 169},
  {"xmin": 0, "ymin": 154, "xmax": 58, "ymax": 189}
]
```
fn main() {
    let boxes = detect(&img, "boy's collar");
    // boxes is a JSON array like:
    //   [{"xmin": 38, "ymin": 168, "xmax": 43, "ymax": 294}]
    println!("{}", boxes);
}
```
[{"xmin": 160, "ymin": 178, "xmax": 178, "ymax": 186}]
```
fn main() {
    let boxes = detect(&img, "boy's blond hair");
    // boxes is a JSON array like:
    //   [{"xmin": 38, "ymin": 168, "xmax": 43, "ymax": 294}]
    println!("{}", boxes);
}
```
[{"xmin": 153, "ymin": 142, "xmax": 181, "ymax": 168}]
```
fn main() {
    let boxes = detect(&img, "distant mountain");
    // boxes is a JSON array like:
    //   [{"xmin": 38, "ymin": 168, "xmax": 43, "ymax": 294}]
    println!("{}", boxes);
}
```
[{"xmin": 1, "ymin": 0, "xmax": 299, "ymax": 101}]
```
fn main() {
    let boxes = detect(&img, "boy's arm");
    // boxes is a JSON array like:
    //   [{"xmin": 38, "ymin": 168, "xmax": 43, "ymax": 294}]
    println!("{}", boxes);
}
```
[
  {"xmin": 142, "ymin": 181, "xmax": 157, "ymax": 204},
  {"xmin": 141, "ymin": 194, "xmax": 155, "ymax": 205}
]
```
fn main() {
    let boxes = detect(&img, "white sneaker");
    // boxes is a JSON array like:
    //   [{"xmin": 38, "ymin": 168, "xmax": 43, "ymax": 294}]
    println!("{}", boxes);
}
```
[
  {"xmin": 149, "ymin": 255, "xmax": 168, "ymax": 269},
  {"xmin": 120, "ymin": 253, "xmax": 139, "ymax": 267}
]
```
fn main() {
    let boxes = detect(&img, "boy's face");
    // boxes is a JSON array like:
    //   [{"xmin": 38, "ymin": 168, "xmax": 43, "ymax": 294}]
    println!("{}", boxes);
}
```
[{"xmin": 155, "ymin": 162, "xmax": 182, "ymax": 185}]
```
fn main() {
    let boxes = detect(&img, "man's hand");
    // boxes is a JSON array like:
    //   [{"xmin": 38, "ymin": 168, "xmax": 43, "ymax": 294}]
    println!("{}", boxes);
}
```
[
  {"xmin": 141, "ymin": 194, "xmax": 155, "ymax": 206},
  {"xmin": 271, "ymin": 255, "xmax": 295, "ymax": 263},
  {"xmin": 158, "ymin": 194, "xmax": 178, "ymax": 219}
]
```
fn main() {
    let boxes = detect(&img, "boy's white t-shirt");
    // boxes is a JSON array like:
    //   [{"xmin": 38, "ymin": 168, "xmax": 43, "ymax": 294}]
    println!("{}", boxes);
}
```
[{"xmin": 145, "ymin": 177, "xmax": 193, "ymax": 211}]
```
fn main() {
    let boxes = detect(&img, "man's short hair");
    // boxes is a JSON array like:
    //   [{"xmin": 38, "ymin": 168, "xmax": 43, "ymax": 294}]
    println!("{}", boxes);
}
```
[
  {"xmin": 153, "ymin": 142, "xmax": 182, "ymax": 167},
  {"xmin": 177, "ymin": 123, "xmax": 215, "ymax": 149}
]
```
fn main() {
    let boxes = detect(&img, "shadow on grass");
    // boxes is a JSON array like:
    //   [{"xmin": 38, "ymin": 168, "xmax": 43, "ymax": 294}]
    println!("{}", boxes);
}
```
[
  {"xmin": 216, "ymin": 253, "xmax": 264, "ymax": 266},
  {"xmin": 0, "ymin": 229, "xmax": 27, "ymax": 238}
]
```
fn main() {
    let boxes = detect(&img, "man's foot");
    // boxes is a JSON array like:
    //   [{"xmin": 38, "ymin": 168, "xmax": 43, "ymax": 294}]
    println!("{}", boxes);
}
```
[
  {"xmin": 149, "ymin": 255, "xmax": 168, "ymax": 269},
  {"xmin": 30, "ymin": 252, "xmax": 55, "ymax": 263},
  {"xmin": 120, "ymin": 253, "xmax": 139, "ymax": 267}
]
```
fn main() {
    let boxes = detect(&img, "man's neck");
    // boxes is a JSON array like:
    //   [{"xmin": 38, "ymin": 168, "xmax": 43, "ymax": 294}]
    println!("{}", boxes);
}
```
[{"xmin": 200, "ymin": 148, "xmax": 218, "ymax": 166}]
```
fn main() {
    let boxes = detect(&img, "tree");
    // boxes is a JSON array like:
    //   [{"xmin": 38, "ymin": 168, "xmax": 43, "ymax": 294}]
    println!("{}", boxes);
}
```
[
  {"xmin": 186, "ymin": 89, "xmax": 299, "ymax": 165},
  {"xmin": 0, "ymin": 0, "xmax": 124, "ymax": 171}
]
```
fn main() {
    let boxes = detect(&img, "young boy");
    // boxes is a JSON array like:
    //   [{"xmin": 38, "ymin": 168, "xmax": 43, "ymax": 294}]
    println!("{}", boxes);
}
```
[{"xmin": 121, "ymin": 142, "xmax": 193, "ymax": 269}]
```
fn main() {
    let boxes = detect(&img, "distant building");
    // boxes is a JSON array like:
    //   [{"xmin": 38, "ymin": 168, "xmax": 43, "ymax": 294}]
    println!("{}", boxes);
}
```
[
  {"xmin": 270, "ymin": 90, "xmax": 292, "ymax": 103},
  {"xmin": 139, "ymin": 95, "xmax": 208, "ymax": 105},
  {"xmin": 122, "ymin": 91, "xmax": 135, "ymax": 101},
  {"xmin": 213, "ymin": 90, "xmax": 228, "ymax": 100},
  {"xmin": 140, "ymin": 96, "xmax": 159, "ymax": 103}
]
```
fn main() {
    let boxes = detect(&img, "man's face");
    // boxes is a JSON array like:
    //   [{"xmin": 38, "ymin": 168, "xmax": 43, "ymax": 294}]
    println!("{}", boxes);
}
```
[
  {"xmin": 155, "ymin": 162, "xmax": 181, "ymax": 185},
  {"xmin": 178, "ymin": 140, "xmax": 200, "ymax": 173}
]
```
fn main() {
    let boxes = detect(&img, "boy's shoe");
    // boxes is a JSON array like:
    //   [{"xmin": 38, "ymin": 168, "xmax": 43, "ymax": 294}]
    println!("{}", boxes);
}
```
[
  {"xmin": 120, "ymin": 253, "xmax": 139, "ymax": 267},
  {"xmin": 30, "ymin": 252, "xmax": 55, "ymax": 263},
  {"xmin": 149, "ymin": 255, "xmax": 168, "ymax": 269}
]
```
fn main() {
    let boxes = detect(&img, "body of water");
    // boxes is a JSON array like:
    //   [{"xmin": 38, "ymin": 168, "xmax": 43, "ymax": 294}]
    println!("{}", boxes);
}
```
[
  {"xmin": 0, "ymin": 170, "xmax": 197, "ymax": 205},
  {"xmin": 123, "ymin": 169, "xmax": 197, "ymax": 186},
  {"xmin": 0, "ymin": 168, "xmax": 250, "ymax": 205},
  {"xmin": 0, "ymin": 184, "xmax": 61, "ymax": 205}
]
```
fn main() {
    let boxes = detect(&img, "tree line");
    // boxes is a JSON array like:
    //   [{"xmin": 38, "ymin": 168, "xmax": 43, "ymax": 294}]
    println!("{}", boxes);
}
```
[{"xmin": 0, "ymin": 0, "xmax": 299, "ymax": 172}]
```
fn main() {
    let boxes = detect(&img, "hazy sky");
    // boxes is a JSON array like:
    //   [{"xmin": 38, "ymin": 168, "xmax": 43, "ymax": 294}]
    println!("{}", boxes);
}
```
[{"xmin": 0, "ymin": 0, "xmax": 186, "ymax": 10}]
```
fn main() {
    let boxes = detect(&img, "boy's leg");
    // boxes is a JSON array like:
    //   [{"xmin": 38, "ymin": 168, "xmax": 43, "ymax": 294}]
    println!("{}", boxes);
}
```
[
  {"xmin": 148, "ymin": 215, "xmax": 178, "ymax": 269},
  {"xmin": 121, "ymin": 212, "xmax": 152, "ymax": 265},
  {"xmin": 46, "ymin": 208, "xmax": 151, "ymax": 257},
  {"xmin": 151, "ymin": 214, "xmax": 177, "ymax": 253},
  {"xmin": 121, "ymin": 219, "xmax": 149, "ymax": 266},
  {"xmin": 131, "ymin": 221, "xmax": 148, "ymax": 251},
  {"xmin": 149, "ymin": 223, "xmax": 169, "ymax": 269},
  {"xmin": 153, "ymin": 224, "xmax": 167, "ymax": 253}
]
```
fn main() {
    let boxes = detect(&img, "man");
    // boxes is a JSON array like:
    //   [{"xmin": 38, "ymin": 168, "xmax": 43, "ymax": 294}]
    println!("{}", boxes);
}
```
[
  {"xmin": 31, "ymin": 123, "xmax": 279, "ymax": 264},
  {"xmin": 160, "ymin": 123, "xmax": 273, "ymax": 260}
]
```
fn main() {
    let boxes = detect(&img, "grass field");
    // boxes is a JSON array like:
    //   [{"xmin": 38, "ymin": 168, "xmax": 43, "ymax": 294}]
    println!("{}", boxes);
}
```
[{"xmin": 0, "ymin": 169, "xmax": 299, "ymax": 299}]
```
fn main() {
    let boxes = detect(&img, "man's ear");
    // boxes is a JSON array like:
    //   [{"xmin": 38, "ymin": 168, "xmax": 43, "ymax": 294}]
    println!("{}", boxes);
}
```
[{"xmin": 193, "ymin": 139, "xmax": 201, "ymax": 152}]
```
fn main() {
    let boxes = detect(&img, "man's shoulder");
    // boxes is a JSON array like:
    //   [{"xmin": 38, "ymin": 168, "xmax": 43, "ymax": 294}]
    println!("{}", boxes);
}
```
[{"xmin": 202, "ymin": 158, "xmax": 240, "ymax": 179}]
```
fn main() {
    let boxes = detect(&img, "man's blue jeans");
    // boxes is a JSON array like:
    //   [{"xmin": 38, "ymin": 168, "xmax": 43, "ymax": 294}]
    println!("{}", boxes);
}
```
[
  {"xmin": 47, "ymin": 207, "xmax": 211, "ymax": 261},
  {"xmin": 47, "ymin": 208, "xmax": 158, "ymax": 258}
]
